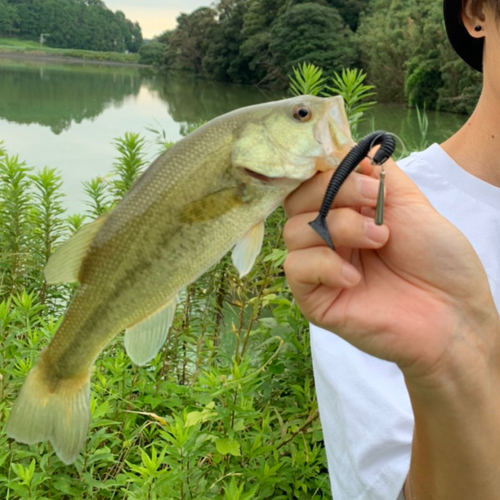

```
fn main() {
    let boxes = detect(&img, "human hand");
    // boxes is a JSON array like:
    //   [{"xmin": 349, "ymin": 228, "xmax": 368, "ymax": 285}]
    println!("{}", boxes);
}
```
[{"xmin": 283, "ymin": 158, "xmax": 500, "ymax": 386}]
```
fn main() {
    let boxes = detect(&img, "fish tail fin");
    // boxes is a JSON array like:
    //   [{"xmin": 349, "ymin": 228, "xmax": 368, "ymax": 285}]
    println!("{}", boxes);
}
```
[{"xmin": 5, "ymin": 356, "xmax": 91, "ymax": 465}]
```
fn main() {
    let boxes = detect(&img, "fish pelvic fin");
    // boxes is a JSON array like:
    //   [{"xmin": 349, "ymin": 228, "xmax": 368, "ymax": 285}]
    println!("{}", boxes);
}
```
[
  {"xmin": 45, "ymin": 215, "xmax": 108, "ymax": 284},
  {"xmin": 124, "ymin": 296, "xmax": 178, "ymax": 366},
  {"xmin": 5, "ymin": 357, "xmax": 91, "ymax": 465},
  {"xmin": 232, "ymin": 221, "xmax": 265, "ymax": 277}
]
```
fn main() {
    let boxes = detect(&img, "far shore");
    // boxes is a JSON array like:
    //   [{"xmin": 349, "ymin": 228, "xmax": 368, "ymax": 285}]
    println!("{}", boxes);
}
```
[{"xmin": 0, "ymin": 50, "xmax": 149, "ymax": 68}]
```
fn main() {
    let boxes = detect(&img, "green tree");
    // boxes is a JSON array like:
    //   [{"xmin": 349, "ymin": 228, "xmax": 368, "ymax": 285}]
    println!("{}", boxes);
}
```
[
  {"xmin": 164, "ymin": 7, "xmax": 217, "ymax": 73},
  {"xmin": 357, "ymin": 0, "xmax": 480, "ymax": 111},
  {"xmin": 139, "ymin": 41, "xmax": 166, "ymax": 66},
  {"xmin": 5, "ymin": 0, "xmax": 143, "ymax": 53},
  {"xmin": 239, "ymin": 0, "xmax": 287, "ymax": 84},
  {"xmin": 202, "ymin": 0, "xmax": 251, "ymax": 83},
  {"xmin": 326, "ymin": 0, "xmax": 370, "ymax": 30},
  {"xmin": 0, "ymin": 0, "xmax": 19, "ymax": 36},
  {"xmin": 269, "ymin": 3, "xmax": 358, "ymax": 85}
]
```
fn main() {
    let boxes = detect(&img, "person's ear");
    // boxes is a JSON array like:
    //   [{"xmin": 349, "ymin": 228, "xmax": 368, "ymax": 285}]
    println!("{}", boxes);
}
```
[{"xmin": 462, "ymin": 0, "xmax": 487, "ymax": 38}]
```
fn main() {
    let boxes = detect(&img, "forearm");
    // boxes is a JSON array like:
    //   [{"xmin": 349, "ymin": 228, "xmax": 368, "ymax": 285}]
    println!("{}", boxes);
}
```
[{"xmin": 404, "ymin": 345, "xmax": 500, "ymax": 500}]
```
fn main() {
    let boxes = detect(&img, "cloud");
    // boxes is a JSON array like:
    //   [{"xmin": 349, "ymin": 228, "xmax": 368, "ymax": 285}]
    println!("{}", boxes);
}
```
[{"xmin": 104, "ymin": 0, "xmax": 210, "ymax": 38}]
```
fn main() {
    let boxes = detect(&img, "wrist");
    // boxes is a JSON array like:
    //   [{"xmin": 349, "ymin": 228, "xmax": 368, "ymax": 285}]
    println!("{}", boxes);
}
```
[
  {"xmin": 404, "ymin": 320, "xmax": 500, "ymax": 500},
  {"xmin": 402, "ymin": 292, "xmax": 500, "ymax": 399}
]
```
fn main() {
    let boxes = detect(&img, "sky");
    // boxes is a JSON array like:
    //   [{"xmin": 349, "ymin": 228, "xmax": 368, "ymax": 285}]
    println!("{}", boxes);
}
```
[{"xmin": 105, "ymin": 0, "xmax": 211, "ymax": 39}]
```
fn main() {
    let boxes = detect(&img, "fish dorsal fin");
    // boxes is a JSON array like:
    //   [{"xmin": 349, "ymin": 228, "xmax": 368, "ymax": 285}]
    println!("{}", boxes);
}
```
[
  {"xmin": 124, "ymin": 296, "xmax": 178, "ymax": 366},
  {"xmin": 179, "ymin": 187, "xmax": 244, "ymax": 224},
  {"xmin": 232, "ymin": 221, "xmax": 265, "ymax": 277},
  {"xmin": 45, "ymin": 216, "xmax": 108, "ymax": 284}
]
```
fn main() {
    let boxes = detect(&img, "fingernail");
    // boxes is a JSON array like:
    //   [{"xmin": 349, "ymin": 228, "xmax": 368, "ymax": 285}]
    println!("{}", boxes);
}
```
[
  {"xmin": 356, "ymin": 176, "xmax": 379, "ymax": 200},
  {"xmin": 342, "ymin": 263, "xmax": 360, "ymax": 285},
  {"xmin": 364, "ymin": 219, "xmax": 389, "ymax": 244}
]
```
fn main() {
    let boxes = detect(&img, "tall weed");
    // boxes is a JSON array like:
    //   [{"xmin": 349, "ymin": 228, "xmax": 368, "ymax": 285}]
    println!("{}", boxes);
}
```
[{"xmin": 0, "ymin": 133, "xmax": 330, "ymax": 499}]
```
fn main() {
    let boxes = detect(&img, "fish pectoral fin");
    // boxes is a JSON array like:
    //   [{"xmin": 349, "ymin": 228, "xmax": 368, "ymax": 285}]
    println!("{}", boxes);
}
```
[
  {"xmin": 179, "ymin": 187, "xmax": 244, "ymax": 224},
  {"xmin": 232, "ymin": 221, "xmax": 265, "ymax": 278},
  {"xmin": 45, "ymin": 215, "xmax": 108, "ymax": 284},
  {"xmin": 124, "ymin": 296, "xmax": 179, "ymax": 366}
]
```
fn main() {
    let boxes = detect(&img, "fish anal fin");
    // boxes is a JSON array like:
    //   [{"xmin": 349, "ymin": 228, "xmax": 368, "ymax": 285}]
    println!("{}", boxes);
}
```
[
  {"xmin": 5, "ymin": 360, "xmax": 91, "ymax": 465},
  {"xmin": 179, "ymin": 187, "xmax": 244, "ymax": 224},
  {"xmin": 45, "ymin": 215, "xmax": 108, "ymax": 284},
  {"xmin": 124, "ymin": 296, "xmax": 178, "ymax": 366},
  {"xmin": 232, "ymin": 221, "xmax": 265, "ymax": 277}
]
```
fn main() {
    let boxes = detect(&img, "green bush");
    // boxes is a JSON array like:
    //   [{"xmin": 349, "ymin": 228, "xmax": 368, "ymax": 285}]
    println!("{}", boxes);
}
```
[
  {"xmin": 139, "ymin": 42, "xmax": 167, "ymax": 66},
  {"xmin": 0, "ymin": 135, "xmax": 331, "ymax": 499}
]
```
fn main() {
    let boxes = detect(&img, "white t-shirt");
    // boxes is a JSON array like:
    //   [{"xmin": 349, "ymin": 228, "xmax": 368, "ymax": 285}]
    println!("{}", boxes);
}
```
[{"xmin": 311, "ymin": 143, "xmax": 500, "ymax": 500}]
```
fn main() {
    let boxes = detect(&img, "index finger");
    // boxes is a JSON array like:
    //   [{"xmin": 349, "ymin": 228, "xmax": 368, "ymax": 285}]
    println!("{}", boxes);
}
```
[{"xmin": 284, "ymin": 168, "xmax": 380, "ymax": 218}]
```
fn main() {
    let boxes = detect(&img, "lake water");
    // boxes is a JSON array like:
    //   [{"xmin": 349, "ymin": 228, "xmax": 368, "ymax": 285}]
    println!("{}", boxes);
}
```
[{"xmin": 0, "ymin": 57, "xmax": 468, "ymax": 213}]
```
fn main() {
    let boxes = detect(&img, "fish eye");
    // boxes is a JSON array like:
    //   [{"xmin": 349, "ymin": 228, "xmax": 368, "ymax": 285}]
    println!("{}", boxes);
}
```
[{"xmin": 293, "ymin": 105, "xmax": 312, "ymax": 122}]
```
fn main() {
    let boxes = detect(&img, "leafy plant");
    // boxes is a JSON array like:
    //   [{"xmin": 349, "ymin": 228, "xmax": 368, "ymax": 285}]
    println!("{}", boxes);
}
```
[
  {"xmin": 289, "ymin": 62, "xmax": 327, "ymax": 97},
  {"xmin": 326, "ymin": 67, "xmax": 377, "ymax": 132},
  {"xmin": 0, "ymin": 136, "xmax": 331, "ymax": 499}
]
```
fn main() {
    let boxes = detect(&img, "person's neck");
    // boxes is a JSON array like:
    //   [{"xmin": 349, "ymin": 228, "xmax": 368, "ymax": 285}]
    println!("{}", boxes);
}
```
[{"xmin": 441, "ymin": 87, "xmax": 500, "ymax": 187}]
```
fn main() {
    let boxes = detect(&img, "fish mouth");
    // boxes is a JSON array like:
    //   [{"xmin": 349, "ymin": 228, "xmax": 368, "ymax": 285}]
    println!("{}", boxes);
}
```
[
  {"xmin": 241, "ymin": 168, "xmax": 275, "ymax": 183},
  {"xmin": 239, "ymin": 167, "xmax": 293, "ymax": 185}
]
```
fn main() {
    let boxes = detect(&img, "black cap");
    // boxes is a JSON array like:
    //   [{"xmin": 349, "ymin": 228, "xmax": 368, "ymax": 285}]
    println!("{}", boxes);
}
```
[{"xmin": 443, "ymin": 0, "xmax": 484, "ymax": 72}]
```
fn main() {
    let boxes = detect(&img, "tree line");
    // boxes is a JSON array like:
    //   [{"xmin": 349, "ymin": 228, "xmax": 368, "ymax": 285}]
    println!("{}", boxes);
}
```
[
  {"xmin": 141, "ymin": 0, "xmax": 480, "ymax": 114},
  {"xmin": 0, "ymin": 0, "xmax": 142, "ymax": 53}
]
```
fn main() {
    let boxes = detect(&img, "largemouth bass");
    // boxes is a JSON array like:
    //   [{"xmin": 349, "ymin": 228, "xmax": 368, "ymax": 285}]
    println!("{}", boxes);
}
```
[{"xmin": 5, "ymin": 95, "xmax": 353, "ymax": 464}]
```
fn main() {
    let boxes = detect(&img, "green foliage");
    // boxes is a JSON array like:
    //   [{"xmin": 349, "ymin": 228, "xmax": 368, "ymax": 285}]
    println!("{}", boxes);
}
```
[
  {"xmin": 327, "ymin": 67, "xmax": 376, "ymax": 130},
  {"xmin": 0, "ymin": 153, "xmax": 71, "ymax": 310},
  {"xmin": 269, "ymin": 3, "xmax": 358, "ymax": 86},
  {"xmin": 154, "ymin": 0, "xmax": 479, "ymax": 112},
  {"xmin": 162, "ymin": 0, "xmax": 359, "ymax": 88},
  {"xmin": 325, "ymin": 0, "xmax": 371, "ymax": 30},
  {"xmin": 83, "ymin": 132, "xmax": 148, "ymax": 216},
  {"xmin": 202, "ymin": 0, "xmax": 250, "ymax": 83},
  {"xmin": 139, "ymin": 42, "xmax": 167, "ymax": 66},
  {"xmin": 289, "ymin": 62, "xmax": 327, "ymax": 97},
  {"xmin": 0, "ymin": 0, "xmax": 19, "ymax": 36},
  {"xmin": 110, "ymin": 133, "xmax": 148, "ymax": 201},
  {"xmin": 405, "ymin": 53, "xmax": 443, "ymax": 108},
  {"xmin": 0, "ymin": 132, "xmax": 331, "ymax": 498},
  {"xmin": 2, "ymin": 0, "xmax": 143, "ymax": 53},
  {"xmin": 164, "ymin": 8, "xmax": 218, "ymax": 73},
  {"xmin": 357, "ymin": 0, "xmax": 480, "ymax": 112}
]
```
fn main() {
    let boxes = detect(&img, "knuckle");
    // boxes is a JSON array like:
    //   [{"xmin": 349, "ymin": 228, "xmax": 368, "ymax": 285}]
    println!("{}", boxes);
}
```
[
  {"xmin": 282, "ymin": 196, "xmax": 294, "ymax": 216},
  {"xmin": 282, "ymin": 217, "xmax": 300, "ymax": 247},
  {"xmin": 331, "ymin": 208, "xmax": 356, "ymax": 236},
  {"xmin": 283, "ymin": 252, "xmax": 298, "ymax": 276}
]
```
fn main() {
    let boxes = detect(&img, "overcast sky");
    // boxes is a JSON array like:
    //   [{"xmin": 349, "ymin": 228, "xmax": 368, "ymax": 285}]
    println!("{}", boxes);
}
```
[{"xmin": 105, "ymin": 1, "xmax": 211, "ymax": 39}]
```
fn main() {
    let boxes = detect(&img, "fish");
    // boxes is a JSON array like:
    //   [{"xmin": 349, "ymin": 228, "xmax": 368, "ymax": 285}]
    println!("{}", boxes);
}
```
[{"xmin": 5, "ymin": 95, "xmax": 353, "ymax": 464}]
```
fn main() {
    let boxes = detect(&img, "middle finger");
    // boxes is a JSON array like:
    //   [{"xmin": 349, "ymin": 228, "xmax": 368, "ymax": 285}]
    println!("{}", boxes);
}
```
[{"xmin": 283, "ymin": 208, "xmax": 389, "ymax": 252}]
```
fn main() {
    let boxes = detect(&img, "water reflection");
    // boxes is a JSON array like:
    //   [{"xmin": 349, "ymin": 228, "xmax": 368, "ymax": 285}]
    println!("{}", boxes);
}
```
[
  {"xmin": 146, "ymin": 72, "xmax": 281, "ymax": 124},
  {"xmin": 0, "ymin": 58, "xmax": 143, "ymax": 134},
  {"xmin": 0, "ymin": 58, "xmax": 467, "ymax": 147}
]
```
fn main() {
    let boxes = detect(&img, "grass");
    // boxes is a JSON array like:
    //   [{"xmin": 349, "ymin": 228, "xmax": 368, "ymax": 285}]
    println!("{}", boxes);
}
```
[{"xmin": 0, "ymin": 37, "xmax": 141, "ymax": 64}]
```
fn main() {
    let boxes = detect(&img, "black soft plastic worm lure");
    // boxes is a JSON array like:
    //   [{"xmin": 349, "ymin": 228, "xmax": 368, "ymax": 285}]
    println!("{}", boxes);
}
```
[{"xmin": 309, "ymin": 131, "xmax": 396, "ymax": 250}]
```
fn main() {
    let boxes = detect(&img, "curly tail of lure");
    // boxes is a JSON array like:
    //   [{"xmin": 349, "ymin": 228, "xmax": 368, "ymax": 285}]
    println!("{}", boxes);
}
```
[{"xmin": 309, "ymin": 131, "xmax": 396, "ymax": 251}]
